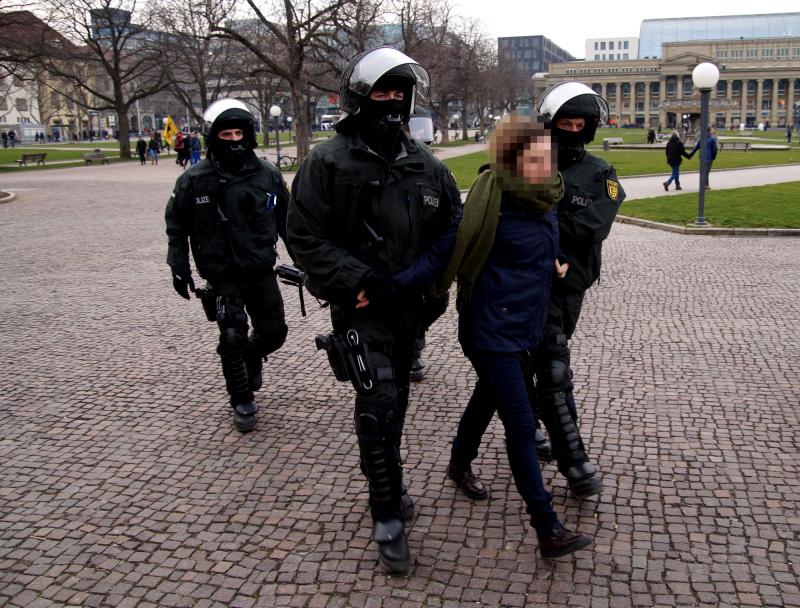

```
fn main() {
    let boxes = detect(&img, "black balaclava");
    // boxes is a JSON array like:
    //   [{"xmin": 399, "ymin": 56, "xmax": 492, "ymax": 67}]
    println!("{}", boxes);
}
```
[
  {"xmin": 208, "ymin": 108, "xmax": 257, "ymax": 173},
  {"xmin": 552, "ymin": 94, "xmax": 600, "ymax": 168},
  {"xmin": 356, "ymin": 72, "xmax": 413, "ymax": 162}
]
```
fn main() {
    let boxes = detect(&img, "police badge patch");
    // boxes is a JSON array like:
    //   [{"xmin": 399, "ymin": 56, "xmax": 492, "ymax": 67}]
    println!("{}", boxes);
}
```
[{"xmin": 606, "ymin": 179, "xmax": 619, "ymax": 200}]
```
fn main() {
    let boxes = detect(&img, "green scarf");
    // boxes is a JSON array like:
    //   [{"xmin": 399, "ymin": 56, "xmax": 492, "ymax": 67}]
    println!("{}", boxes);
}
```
[{"xmin": 436, "ymin": 169, "xmax": 564, "ymax": 300}]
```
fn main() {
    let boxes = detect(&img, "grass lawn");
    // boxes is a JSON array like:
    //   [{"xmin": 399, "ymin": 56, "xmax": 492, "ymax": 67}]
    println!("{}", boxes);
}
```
[
  {"xmin": 443, "ymin": 148, "xmax": 800, "ymax": 190},
  {"xmin": 0, "ymin": 147, "xmax": 123, "ymax": 164},
  {"xmin": 619, "ymin": 181, "xmax": 800, "ymax": 228}
]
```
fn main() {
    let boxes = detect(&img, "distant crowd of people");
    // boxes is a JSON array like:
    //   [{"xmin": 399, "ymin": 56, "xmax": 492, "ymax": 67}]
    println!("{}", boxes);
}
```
[{"xmin": 136, "ymin": 130, "xmax": 203, "ymax": 167}]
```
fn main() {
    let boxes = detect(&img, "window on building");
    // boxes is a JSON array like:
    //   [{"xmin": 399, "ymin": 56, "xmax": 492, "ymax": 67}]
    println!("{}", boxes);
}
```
[
  {"xmin": 682, "ymin": 76, "xmax": 693, "ymax": 96},
  {"xmin": 650, "ymin": 101, "xmax": 659, "ymax": 111},
  {"xmin": 666, "ymin": 76, "xmax": 677, "ymax": 97},
  {"xmin": 794, "ymin": 79, "xmax": 800, "ymax": 94},
  {"xmin": 762, "ymin": 48, "xmax": 773, "ymax": 58},
  {"xmin": 15, "ymin": 98, "xmax": 27, "ymax": 111},
  {"xmin": 650, "ymin": 82, "xmax": 660, "ymax": 96},
  {"xmin": 623, "ymin": 41, "xmax": 629, "ymax": 50},
  {"xmin": 747, "ymin": 80, "xmax": 756, "ymax": 95},
  {"xmin": 716, "ymin": 49, "xmax": 728, "ymax": 59},
  {"xmin": 793, "ymin": 48, "xmax": 800, "ymax": 59},
  {"xmin": 623, "ymin": 53, "xmax": 628, "ymax": 59},
  {"xmin": 763, "ymin": 80, "xmax": 772, "ymax": 95},
  {"xmin": 716, "ymin": 81, "xmax": 726, "ymax": 96},
  {"xmin": 594, "ymin": 54, "xmax": 600, "ymax": 60},
  {"xmin": 746, "ymin": 48, "xmax": 758, "ymax": 59},
  {"xmin": 602, "ymin": 54, "xmax": 605, "ymax": 60},
  {"xmin": 731, "ymin": 49, "xmax": 742, "ymax": 59},
  {"xmin": 594, "ymin": 42, "xmax": 598, "ymax": 50},
  {"xmin": 777, "ymin": 48, "xmax": 788, "ymax": 58},
  {"xmin": 607, "ymin": 83, "xmax": 617, "ymax": 96},
  {"xmin": 731, "ymin": 80, "xmax": 741, "ymax": 96},
  {"xmin": 635, "ymin": 102, "xmax": 644, "ymax": 112},
  {"xmin": 622, "ymin": 83, "xmax": 631, "ymax": 98},
  {"xmin": 609, "ymin": 41, "xmax": 614, "ymax": 50},
  {"xmin": 778, "ymin": 79, "xmax": 787, "ymax": 94},
  {"xmin": 635, "ymin": 82, "xmax": 645, "ymax": 96},
  {"xmin": 761, "ymin": 100, "xmax": 771, "ymax": 111},
  {"xmin": 600, "ymin": 41, "xmax": 606, "ymax": 50}
]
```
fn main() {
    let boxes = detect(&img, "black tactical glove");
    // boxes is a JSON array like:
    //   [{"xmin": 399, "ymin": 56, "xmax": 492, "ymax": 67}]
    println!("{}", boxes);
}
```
[
  {"xmin": 172, "ymin": 271, "xmax": 195, "ymax": 300},
  {"xmin": 360, "ymin": 271, "xmax": 397, "ymax": 307}
]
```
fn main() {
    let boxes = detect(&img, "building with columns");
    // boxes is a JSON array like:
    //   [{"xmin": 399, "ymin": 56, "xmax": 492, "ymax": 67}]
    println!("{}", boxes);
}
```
[{"xmin": 533, "ymin": 37, "xmax": 800, "ymax": 130}]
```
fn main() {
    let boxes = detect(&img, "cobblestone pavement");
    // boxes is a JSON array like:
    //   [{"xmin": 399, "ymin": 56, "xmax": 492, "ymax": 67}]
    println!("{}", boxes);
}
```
[{"xmin": 1, "ymin": 163, "xmax": 799, "ymax": 607}]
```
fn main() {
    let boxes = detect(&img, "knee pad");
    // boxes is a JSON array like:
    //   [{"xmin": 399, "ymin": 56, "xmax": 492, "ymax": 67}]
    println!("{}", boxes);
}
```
[
  {"xmin": 354, "ymin": 400, "xmax": 400, "ymax": 437},
  {"xmin": 218, "ymin": 326, "xmax": 247, "ymax": 356},
  {"xmin": 250, "ymin": 324, "xmax": 287, "ymax": 358}
]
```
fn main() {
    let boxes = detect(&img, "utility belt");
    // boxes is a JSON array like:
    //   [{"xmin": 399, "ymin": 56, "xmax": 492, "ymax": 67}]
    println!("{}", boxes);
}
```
[{"xmin": 315, "ymin": 329, "xmax": 394, "ymax": 393}]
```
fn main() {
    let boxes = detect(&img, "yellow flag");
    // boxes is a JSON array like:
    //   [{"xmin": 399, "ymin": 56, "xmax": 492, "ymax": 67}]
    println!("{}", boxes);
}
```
[{"xmin": 162, "ymin": 115, "xmax": 180, "ymax": 146}]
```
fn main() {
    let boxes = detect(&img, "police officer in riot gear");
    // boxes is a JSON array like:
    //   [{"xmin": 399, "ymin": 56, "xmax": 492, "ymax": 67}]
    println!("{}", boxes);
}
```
[
  {"xmin": 165, "ymin": 98, "xmax": 290, "ymax": 433},
  {"xmin": 531, "ymin": 82, "xmax": 624, "ymax": 497},
  {"xmin": 287, "ymin": 48, "xmax": 460, "ymax": 574}
]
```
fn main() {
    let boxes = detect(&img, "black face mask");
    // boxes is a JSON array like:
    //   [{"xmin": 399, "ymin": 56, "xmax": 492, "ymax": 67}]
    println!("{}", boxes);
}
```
[
  {"xmin": 357, "ymin": 98, "xmax": 406, "ymax": 160},
  {"xmin": 209, "ymin": 138, "xmax": 254, "ymax": 173},
  {"xmin": 553, "ymin": 127, "xmax": 586, "ymax": 168}
]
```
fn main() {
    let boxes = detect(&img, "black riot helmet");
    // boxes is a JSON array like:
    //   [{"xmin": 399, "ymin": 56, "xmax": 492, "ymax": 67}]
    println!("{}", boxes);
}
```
[
  {"xmin": 202, "ymin": 98, "xmax": 258, "ymax": 149},
  {"xmin": 202, "ymin": 98, "xmax": 258, "ymax": 172},
  {"xmin": 338, "ymin": 47, "xmax": 430, "ymax": 127},
  {"xmin": 537, "ymin": 82, "xmax": 609, "ymax": 165}
]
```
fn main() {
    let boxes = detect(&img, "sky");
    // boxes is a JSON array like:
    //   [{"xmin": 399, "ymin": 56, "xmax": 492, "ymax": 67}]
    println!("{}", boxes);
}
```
[{"xmin": 451, "ymin": 0, "xmax": 800, "ymax": 58}]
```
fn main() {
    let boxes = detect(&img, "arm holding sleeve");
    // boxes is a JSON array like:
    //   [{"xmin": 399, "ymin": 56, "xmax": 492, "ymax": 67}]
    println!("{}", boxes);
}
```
[
  {"xmin": 393, "ymin": 165, "xmax": 462, "ymax": 290},
  {"xmin": 286, "ymin": 156, "xmax": 373, "ymax": 302},
  {"xmin": 165, "ymin": 175, "xmax": 191, "ymax": 274}
]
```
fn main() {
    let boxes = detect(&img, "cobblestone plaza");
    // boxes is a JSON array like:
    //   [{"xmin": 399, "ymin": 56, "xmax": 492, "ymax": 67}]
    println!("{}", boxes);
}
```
[{"xmin": 1, "ymin": 163, "xmax": 799, "ymax": 607}]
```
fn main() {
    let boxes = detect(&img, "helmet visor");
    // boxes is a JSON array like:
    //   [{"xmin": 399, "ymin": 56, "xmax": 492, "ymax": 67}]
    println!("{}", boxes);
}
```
[{"xmin": 348, "ymin": 48, "xmax": 430, "ymax": 100}]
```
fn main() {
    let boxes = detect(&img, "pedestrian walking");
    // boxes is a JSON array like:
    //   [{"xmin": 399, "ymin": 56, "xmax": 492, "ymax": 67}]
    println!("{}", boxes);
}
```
[
  {"xmin": 287, "ymin": 47, "xmax": 461, "ymax": 575},
  {"xmin": 662, "ymin": 130, "xmax": 693, "ymax": 191},
  {"xmin": 135, "ymin": 136, "xmax": 147, "ymax": 165},
  {"xmin": 165, "ymin": 98, "xmax": 290, "ymax": 433},
  {"xmin": 787, "ymin": 124, "xmax": 793, "ymax": 144},
  {"xmin": 690, "ymin": 126, "xmax": 719, "ymax": 190},
  {"xmin": 188, "ymin": 132, "xmax": 202, "ymax": 165},
  {"xmin": 8, "ymin": 129, "xmax": 15, "ymax": 148},
  {"xmin": 148, "ymin": 133, "xmax": 161, "ymax": 165},
  {"xmin": 404, "ymin": 112, "xmax": 594, "ymax": 559}
]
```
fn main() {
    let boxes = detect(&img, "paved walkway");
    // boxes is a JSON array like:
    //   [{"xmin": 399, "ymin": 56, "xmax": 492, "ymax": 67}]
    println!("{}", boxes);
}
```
[{"xmin": 1, "ymin": 162, "xmax": 799, "ymax": 607}]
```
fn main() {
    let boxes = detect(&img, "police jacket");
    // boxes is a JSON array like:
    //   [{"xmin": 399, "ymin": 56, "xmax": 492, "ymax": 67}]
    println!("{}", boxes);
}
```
[
  {"xmin": 165, "ymin": 154, "xmax": 290, "ymax": 282},
  {"xmin": 665, "ymin": 136, "xmax": 691, "ymax": 166},
  {"xmin": 458, "ymin": 200, "xmax": 558, "ymax": 353},
  {"xmin": 555, "ymin": 151, "xmax": 624, "ymax": 295},
  {"xmin": 286, "ymin": 130, "xmax": 460, "ymax": 305}
]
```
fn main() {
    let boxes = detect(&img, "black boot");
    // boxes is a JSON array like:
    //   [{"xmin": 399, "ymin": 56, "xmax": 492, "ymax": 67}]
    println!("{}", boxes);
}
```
[
  {"xmin": 246, "ymin": 354, "xmax": 263, "ymax": 392},
  {"xmin": 566, "ymin": 461, "xmax": 603, "ymax": 498},
  {"xmin": 232, "ymin": 400, "xmax": 258, "ymax": 433},
  {"xmin": 373, "ymin": 518, "xmax": 410, "ymax": 574},
  {"xmin": 400, "ymin": 483, "xmax": 414, "ymax": 520},
  {"xmin": 409, "ymin": 357, "xmax": 425, "ymax": 382},
  {"xmin": 537, "ymin": 526, "xmax": 592, "ymax": 558},
  {"xmin": 535, "ymin": 428, "xmax": 552, "ymax": 462}
]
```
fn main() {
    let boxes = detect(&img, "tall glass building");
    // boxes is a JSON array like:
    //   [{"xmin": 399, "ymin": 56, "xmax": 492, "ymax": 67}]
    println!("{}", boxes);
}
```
[{"xmin": 639, "ymin": 13, "xmax": 800, "ymax": 58}]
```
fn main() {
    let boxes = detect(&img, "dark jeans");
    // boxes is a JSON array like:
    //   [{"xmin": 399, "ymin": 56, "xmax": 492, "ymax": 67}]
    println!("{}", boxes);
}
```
[
  {"xmin": 451, "ymin": 350, "xmax": 560, "ymax": 535},
  {"xmin": 665, "ymin": 164, "xmax": 680, "ymax": 186}
]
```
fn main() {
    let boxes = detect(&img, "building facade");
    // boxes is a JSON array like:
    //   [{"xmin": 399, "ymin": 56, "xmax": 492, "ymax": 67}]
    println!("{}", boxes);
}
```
[
  {"xmin": 639, "ymin": 13, "xmax": 800, "ymax": 59},
  {"xmin": 498, "ymin": 35, "xmax": 575, "ymax": 77},
  {"xmin": 586, "ymin": 37, "xmax": 638, "ymax": 62},
  {"xmin": 534, "ymin": 38, "xmax": 800, "ymax": 129}
]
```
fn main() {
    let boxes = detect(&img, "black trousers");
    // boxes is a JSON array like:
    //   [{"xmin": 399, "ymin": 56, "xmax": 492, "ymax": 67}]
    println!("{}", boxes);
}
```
[
  {"xmin": 331, "ymin": 295, "xmax": 422, "ymax": 522},
  {"xmin": 213, "ymin": 272, "xmax": 287, "ymax": 405}
]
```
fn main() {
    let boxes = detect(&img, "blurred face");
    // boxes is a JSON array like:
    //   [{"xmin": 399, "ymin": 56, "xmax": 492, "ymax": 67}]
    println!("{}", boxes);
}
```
[
  {"xmin": 516, "ymin": 137, "xmax": 554, "ymax": 185},
  {"xmin": 217, "ymin": 128, "xmax": 244, "ymax": 141},
  {"xmin": 554, "ymin": 117, "xmax": 585, "ymax": 132}
]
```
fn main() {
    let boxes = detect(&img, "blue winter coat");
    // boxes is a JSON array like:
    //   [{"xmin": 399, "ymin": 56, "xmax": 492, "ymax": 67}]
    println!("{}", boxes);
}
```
[{"xmin": 457, "ymin": 200, "xmax": 558, "ymax": 353}]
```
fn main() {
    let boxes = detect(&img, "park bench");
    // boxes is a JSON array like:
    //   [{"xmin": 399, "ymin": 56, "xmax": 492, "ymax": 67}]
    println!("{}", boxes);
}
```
[
  {"xmin": 602, "ymin": 137, "xmax": 624, "ymax": 150},
  {"xmin": 15, "ymin": 153, "xmax": 47, "ymax": 166},
  {"xmin": 719, "ymin": 141, "xmax": 750, "ymax": 151},
  {"xmin": 82, "ymin": 149, "xmax": 110, "ymax": 165}
]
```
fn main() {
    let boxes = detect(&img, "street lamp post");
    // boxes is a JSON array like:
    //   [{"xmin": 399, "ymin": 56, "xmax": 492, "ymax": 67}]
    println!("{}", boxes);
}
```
[
  {"xmin": 692, "ymin": 62, "xmax": 720, "ymax": 226},
  {"xmin": 269, "ymin": 105, "xmax": 282, "ymax": 166}
]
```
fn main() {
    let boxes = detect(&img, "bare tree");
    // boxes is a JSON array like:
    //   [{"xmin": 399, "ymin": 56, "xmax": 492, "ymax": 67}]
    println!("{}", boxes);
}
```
[
  {"xmin": 211, "ymin": 0, "xmax": 346, "ymax": 163},
  {"xmin": 152, "ymin": 0, "xmax": 243, "ymax": 126},
  {"xmin": 33, "ymin": 0, "xmax": 171, "ymax": 157}
]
